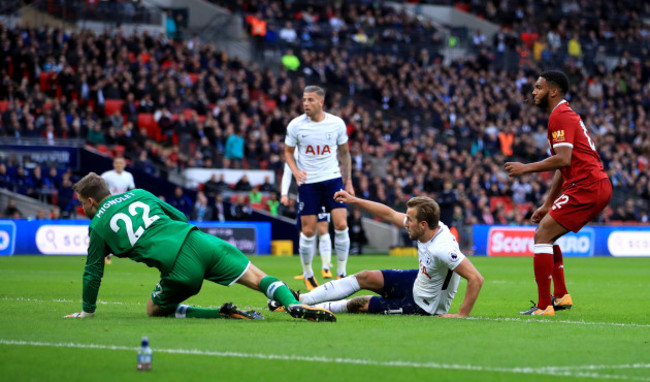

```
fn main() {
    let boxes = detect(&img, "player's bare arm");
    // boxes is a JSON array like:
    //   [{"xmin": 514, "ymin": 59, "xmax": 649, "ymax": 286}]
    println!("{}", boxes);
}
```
[
  {"xmin": 337, "ymin": 143, "xmax": 354, "ymax": 195},
  {"xmin": 439, "ymin": 258, "xmax": 484, "ymax": 318},
  {"xmin": 531, "ymin": 170, "xmax": 564, "ymax": 223},
  {"xmin": 285, "ymin": 145, "xmax": 307, "ymax": 185},
  {"xmin": 505, "ymin": 146, "xmax": 572, "ymax": 177},
  {"xmin": 334, "ymin": 191, "xmax": 405, "ymax": 226}
]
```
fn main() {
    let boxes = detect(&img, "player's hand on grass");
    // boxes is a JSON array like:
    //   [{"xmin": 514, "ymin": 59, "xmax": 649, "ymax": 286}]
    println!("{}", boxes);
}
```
[
  {"xmin": 531, "ymin": 205, "xmax": 550, "ymax": 223},
  {"xmin": 504, "ymin": 162, "xmax": 527, "ymax": 177},
  {"xmin": 64, "ymin": 311, "xmax": 95, "ymax": 318},
  {"xmin": 438, "ymin": 313, "xmax": 467, "ymax": 318}
]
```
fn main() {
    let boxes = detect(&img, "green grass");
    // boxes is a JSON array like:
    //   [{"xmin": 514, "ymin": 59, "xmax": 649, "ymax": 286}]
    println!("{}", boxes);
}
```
[{"xmin": 1, "ymin": 255, "xmax": 649, "ymax": 382}]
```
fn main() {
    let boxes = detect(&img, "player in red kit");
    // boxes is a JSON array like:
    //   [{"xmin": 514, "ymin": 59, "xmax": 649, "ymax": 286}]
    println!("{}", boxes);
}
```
[{"xmin": 504, "ymin": 70, "xmax": 611, "ymax": 316}]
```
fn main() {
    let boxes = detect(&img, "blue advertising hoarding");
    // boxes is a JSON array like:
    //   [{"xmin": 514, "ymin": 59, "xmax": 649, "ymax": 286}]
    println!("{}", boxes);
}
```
[
  {"xmin": 0, "ymin": 219, "xmax": 271, "ymax": 255},
  {"xmin": 473, "ymin": 224, "xmax": 650, "ymax": 257}
]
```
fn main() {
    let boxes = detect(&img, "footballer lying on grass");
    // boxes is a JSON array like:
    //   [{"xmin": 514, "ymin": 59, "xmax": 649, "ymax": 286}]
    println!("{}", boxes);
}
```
[
  {"xmin": 269, "ymin": 191, "xmax": 484, "ymax": 318},
  {"xmin": 65, "ymin": 172, "xmax": 336, "ymax": 322}
]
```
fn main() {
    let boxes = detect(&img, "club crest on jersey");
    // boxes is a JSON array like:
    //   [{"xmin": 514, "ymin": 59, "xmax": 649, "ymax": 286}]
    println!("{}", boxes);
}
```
[
  {"xmin": 305, "ymin": 145, "xmax": 331, "ymax": 155},
  {"xmin": 552, "ymin": 130, "xmax": 565, "ymax": 142},
  {"xmin": 326, "ymin": 133, "xmax": 333, "ymax": 141}
]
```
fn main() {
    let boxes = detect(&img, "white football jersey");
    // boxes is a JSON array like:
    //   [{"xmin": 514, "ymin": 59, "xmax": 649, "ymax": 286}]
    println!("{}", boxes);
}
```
[
  {"xmin": 284, "ymin": 112, "xmax": 348, "ymax": 184},
  {"xmin": 101, "ymin": 170, "xmax": 135, "ymax": 195},
  {"xmin": 411, "ymin": 221, "xmax": 465, "ymax": 315}
]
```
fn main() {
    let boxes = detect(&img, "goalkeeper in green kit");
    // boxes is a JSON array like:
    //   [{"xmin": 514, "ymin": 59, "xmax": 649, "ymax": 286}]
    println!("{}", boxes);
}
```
[{"xmin": 65, "ymin": 172, "xmax": 335, "ymax": 322}]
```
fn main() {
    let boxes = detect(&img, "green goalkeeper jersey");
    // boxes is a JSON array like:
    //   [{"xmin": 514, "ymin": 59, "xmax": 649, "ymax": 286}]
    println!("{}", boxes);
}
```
[{"xmin": 82, "ymin": 189, "xmax": 194, "ymax": 313}]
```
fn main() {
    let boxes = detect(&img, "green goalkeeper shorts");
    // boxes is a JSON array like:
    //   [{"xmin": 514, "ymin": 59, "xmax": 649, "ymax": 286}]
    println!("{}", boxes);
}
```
[{"xmin": 151, "ymin": 229, "xmax": 251, "ymax": 310}]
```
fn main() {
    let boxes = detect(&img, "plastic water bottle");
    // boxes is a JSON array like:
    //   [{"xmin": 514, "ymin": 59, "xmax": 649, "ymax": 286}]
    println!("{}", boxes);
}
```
[{"xmin": 137, "ymin": 336, "xmax": 153, "ymax": 371}]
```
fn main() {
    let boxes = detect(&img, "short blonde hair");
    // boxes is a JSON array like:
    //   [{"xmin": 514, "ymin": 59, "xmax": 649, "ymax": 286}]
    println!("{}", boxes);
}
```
[
  {"xmin": 406, "ymin": 196, "xmax": 440, "ymax": 229},
  {"xmin": 72, "ymin": 172, "xmax": 110, "ymax": 201}
]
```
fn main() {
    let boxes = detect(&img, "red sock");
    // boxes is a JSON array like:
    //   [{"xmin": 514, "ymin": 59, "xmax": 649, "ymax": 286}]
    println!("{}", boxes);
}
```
[
  {"xmin": 552, "ymin": 244, "xmax": 568, "ymax": 297},
  {"xmin": 533, "ymin": 244, "xmax": 554, "ymax": 309}
]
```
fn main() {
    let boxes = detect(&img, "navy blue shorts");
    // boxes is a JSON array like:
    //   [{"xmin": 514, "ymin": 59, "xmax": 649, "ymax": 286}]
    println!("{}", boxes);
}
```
[
  {"xmin": 367, "ymin": 269, "xmax": 430, "ymax": 315},
  {"xmin": 297, "ymin": 177, "xmax": 347, "ymax": 215},
  {"xmin": 296, "ymin": 205, "xmax": 330, "ymax": 231}
]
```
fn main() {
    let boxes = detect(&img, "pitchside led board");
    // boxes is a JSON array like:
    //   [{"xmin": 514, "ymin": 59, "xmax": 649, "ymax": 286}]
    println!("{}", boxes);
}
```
[
  {"xmin": 473, "ymin": 225, "xmax": 650, "ymax": 257},
  {"xmin": 0, "ymin": 220, "xmax": 271, "ymax": 256}
]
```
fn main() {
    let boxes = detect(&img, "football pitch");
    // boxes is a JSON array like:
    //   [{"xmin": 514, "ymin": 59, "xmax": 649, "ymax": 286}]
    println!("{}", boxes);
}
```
[{"xmin": 1, "ymin": 255, "xmax": 648, "ymax": 382}]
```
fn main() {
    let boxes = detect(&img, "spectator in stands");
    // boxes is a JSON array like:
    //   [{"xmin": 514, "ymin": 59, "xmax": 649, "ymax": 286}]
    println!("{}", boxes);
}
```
[
  {"xmin": 248, "ymin": 186, "xmax": 263, "ymax": 209},
  {"xmin": 347, "ymin": 208, "xmax": 367, "ymax": 255},
  {"xmin": 235, "ymin": 174, "xmax": 252, "ymax": 191},
  {"xmin": 229, "ymin": 193, "xmax": 252, "ymax": 221},
  {"xmin": 214, "ymin": 193, "xmax": 226, "ymax": 222},
  {"xmin": 32, "ymin": 208, "xmax": 47, "ymax": 220},
  {"xmin": 0, "ymin": 163, "xmax": 10, "ymax": 189},
  {"xmin": 259, "ymin": 175, "xmax": 276, "ymax": 193},
  {"xmin": 101, "ymin": 157, "xmax": 135, "ymax": 195},
  {"xmin": 169, "ymin": 186, "xmax": 193, "ymax": 219},
  {"xmin": 57, "ymin": 173, "xmax": 76, "ymax": 218},
  {"xmin": 191, "ymin": 191, "xmax": 213, "ymax": 222},
  {"xmin": 134, "ymin": 150, "xmax": 157, "ymax": 176},
  {"xmin": 225, "ymin": 126, "xmax": 244, "ymax": 168},
  {"xmin": 3, "ymin": 199, "xmax": 22, "ymax": 219},
  {"xmin": 279, "ymin": 21, "xmax": 298, "ymax": 46},
  {"xmin": 266, "ymin": 191, "xmax": 280, "ymax": 215},
  {"xmin": 13, "ymin": 167, "xmax": 34, "ymax": 196},
  {"xmin": 29, "ymin": 166, "xmax": 45, "ymax": 200}
]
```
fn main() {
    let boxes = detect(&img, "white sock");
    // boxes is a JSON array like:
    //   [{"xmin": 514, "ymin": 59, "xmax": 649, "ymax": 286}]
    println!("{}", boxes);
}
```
[
  {"xmin": 319, "ymin": 233, "xmax": 332, "ymax": 270},
  {"xmin": 300, "ymin": 275, "xmax": 360, "ymax": 305},
  {"xmin": 299, "ymin": 233, "xmax": 316, "ymax": 279},
  {"xmin": 175, "ymin": 304, "xmax": 190, "ymax": 318},
  {"xmin": 335, "ymin": 228, "xmax": 350, "ymax": 276},
  {"xmin": 314, "ymin": 300, "xmax": 349, "ymax": 313}
]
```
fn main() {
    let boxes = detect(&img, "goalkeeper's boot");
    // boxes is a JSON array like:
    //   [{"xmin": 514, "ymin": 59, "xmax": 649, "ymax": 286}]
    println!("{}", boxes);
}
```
[
  {"xmin": 519, "ymin": 300, "xmax": 555, "ymax": 316},
  {"xmin": 219, "ymin": 302, "xmax": 264, "ymax": 319},
  {"xmin": 322, "ymin": 268, "xmax": 333, "ymax": 279},
  {"xmin": 293, "ymin": 274, "xmax": 305, "ymax": 280},
  {"xmin": 267, "ymin": 288, "xmax": 301, "ymax": 312},
  {"xmin": 286, "ymin": 304, "xmax": 336, "ymax": 322},
  {"xmin": 304, "ymin": 276, "xmax": 319, "ymax": 291},
  {"xmin": 552, "ymin": 294, "xmax": 573, "ymax": 311}
]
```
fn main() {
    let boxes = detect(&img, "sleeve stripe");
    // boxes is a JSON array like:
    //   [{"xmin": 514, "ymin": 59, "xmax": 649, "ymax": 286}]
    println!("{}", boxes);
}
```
[{"xmin": 552, "ymin": 143, "xmax": 574, "ymax": 149}]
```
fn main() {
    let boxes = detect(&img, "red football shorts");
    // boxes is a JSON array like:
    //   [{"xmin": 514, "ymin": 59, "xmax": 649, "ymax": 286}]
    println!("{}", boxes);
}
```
[{"xmin": 549, "ymin": 178, "xmax": 612, "ymax": 233}]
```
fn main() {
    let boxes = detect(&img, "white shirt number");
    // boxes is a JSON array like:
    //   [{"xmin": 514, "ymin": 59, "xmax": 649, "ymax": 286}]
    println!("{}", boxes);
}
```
[{"xmin": 110, "ymin": 201, "xmax": 160, "ymax": 246}]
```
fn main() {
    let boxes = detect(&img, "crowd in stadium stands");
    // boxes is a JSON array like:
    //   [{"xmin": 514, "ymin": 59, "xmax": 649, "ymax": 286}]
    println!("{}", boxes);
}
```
[{"xmin": 1, "ymin": 0, "xmax": 649, "ymax": 243}]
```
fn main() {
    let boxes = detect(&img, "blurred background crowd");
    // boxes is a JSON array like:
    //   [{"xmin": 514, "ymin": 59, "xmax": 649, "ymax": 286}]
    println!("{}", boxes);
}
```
[{"xmin": 1, "ymin": 0, "xmax": 648, "ymax": 249}]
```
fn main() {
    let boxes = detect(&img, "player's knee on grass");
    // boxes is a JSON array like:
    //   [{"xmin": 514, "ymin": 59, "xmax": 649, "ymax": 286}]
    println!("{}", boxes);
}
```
[
  {"xmin": 147, "ymin": 297, "xmax": 174, "ymax": 317},
  {"xmin": 354, "ymin": 270, "xmax": 384, "ymax": 291},
  {"xmin": 348, "ymin": 296, "xmax": 370, "ymax": 313}
]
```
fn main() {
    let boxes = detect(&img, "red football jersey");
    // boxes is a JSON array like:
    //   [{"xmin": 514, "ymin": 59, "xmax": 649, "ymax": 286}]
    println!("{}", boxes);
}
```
[{"xmin": 547, "ymin": 100, "xmax": 608, "ymax": 189}]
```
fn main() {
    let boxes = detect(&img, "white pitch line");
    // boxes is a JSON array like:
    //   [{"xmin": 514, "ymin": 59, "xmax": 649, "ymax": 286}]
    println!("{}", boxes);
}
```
[
  {"xmin": 468, "ymin": 316, "xmax": 650, "ymax": 328},
  {"xmin": 1, "ymin": 339, "xmax": 649, "ymax": 381},
  {"xmin": 4, "ymin": 296, "xmax": 650, "ymax": 328}
]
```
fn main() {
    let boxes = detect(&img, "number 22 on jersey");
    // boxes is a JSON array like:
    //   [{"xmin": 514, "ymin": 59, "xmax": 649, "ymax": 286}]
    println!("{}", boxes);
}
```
[{"xmin": 110, "ymin": 201, "xmax": 160, "ymax": 246}]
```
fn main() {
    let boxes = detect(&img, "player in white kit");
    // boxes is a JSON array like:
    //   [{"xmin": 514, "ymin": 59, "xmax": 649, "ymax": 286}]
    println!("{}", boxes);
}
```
[
  {"xmin": 297, "ymin": 191, "xmax": 484, "ymax": 317},
  {"xmin": 280, "ymin": 151, "xmax": 334, "ymax": 280},
  {"xmin": 285, "ymin": 86, "xmax": 354, "ymax": 291},
  {"xmin": 101, "ymin": 157, "xmax": 135, "ymax": 195}
]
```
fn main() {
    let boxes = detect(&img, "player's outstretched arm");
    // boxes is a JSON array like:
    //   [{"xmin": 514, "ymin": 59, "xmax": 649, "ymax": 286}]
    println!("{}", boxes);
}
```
[
  {"xmin": 439, "ymin": 258, "xmax": 484, "ymax": 318},
  {"xmin": 505, "ymin": 146, "xmax": 572, "ymax": 177},
  {"xmin": 334, "ymin": 191, "xmax": 406, "ymax": 227}
]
